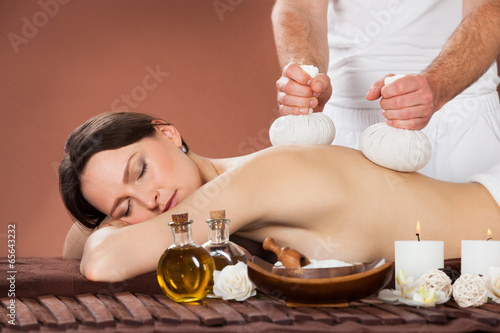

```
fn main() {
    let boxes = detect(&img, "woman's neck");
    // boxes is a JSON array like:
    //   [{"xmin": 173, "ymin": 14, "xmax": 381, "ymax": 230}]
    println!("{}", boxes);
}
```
[
  {"xmin": 188, "ymin": 152, "xmax": 252, "ymax": 185},
  {"xmin": 186, "ymin": 152, "xmax": 219, "ymax": 184}
]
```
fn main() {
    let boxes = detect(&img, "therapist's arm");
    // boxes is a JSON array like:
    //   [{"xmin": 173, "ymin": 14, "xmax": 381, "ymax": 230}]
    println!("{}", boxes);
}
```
[
  {"xmin": 272, "ymin": 0, "xmax": 332, "ymax": 115},
  {"xmin": 367, "ymin": 0, "xmax": 500, "ymax": 130},
  {"xmin": 423, "ymin": 0, "xmax": 500, "ymax": 110}
]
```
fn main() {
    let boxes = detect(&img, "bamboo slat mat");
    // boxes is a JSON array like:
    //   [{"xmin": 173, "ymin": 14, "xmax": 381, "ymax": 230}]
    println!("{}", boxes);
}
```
[{"xmin": 3, "ymin": 292, "xmax": 500, "ymax": 332}]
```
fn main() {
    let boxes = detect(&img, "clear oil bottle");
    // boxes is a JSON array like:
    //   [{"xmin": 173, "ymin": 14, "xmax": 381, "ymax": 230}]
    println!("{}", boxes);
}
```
[
  {"xmin": 202, "ymin": 210, "xmax": 247, "ymax": 271},
  {"xmin": 157, "ymin": 213, "xmax": 215, "ymax": 302}
]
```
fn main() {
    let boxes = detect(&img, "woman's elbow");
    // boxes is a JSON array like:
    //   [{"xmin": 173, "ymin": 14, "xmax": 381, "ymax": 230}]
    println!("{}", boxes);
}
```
[
  {"xmin": 80, "ymin": 243, "xmax": 105, "ymax": 281},
  {"xmin": 80, "ymin": 235, "xmax": 122, "ymax": 282},
  {"xmin": 80, "ymin": 255, "xmax": 125, "ymax": 282},
  {"xmin": 80, "ymin": 256, "xmax": 105, "ymax": 282}
]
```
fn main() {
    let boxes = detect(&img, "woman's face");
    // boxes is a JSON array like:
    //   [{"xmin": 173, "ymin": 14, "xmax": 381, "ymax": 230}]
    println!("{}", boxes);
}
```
[{"xmin": 80, "ymin": 124, "xmax": 202, "ymax": 224}]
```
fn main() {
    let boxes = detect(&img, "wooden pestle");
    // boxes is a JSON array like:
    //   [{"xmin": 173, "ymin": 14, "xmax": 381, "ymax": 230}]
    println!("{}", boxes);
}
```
[{"xmin": 263, "ymin": 237, "xmax": 311, "ymax": 269}]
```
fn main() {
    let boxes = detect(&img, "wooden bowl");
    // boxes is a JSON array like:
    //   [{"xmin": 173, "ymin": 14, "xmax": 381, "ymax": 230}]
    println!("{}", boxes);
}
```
[
  {"xmin": 247, "ymin": 257, "xmax": 393, "ymax": 307},
  {"xmin": 271, "ymin": 262, "xmax": 365, "ymax": 278}
]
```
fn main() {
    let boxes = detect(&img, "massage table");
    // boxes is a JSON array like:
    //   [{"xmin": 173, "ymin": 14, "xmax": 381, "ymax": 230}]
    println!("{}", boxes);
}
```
[{"xmin": 3, "ymin": 257, "xmax": 500, "ymax": 332}]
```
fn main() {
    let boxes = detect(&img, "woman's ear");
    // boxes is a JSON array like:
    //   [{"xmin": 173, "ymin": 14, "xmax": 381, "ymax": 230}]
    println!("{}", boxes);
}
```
[{"xmin": 151, "ymin": 120, "xmax": 182, "ymax": 146}]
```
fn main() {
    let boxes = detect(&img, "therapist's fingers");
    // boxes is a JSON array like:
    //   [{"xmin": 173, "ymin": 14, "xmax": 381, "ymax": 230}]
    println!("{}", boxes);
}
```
[
  {"xmin": 381, "ymin": 74, "xmax": 430, "ymax": 99},
  {"xmin": 365, "ymin": 76, "xmax": 388, "ymax": 101},
  {"xmin": 282, "ymin": 62, "xmax": 312, "ymax": 85},
  {"xmin": 382, "ymin": 104, "xmax": 426, "ymax": 120},
  {"xmin": 383, "ymin": 104, "xmax": 432, "ymax": 129},
  {"xmin": 380, "ymin": 91, "xmax": 434, "ymax": 130},
  {"xmin": 381, "ymin": 74, "xmax": 435, "ymax": 116},
  {"xmin": 276, "ymin": 77, "xmax": 316, "ymax": 115},
  {"xmin": 386, "ymin": 117, "xmax": 430, "ymax": 130},
  {"xmin": 310, "ymin": 74, "xmax": 331, "ymax": 94},
  {"xmin": 382, "ymin": 104, "xmax": 433, "ymax": 131},
  {"xmin": 380, "ymin": 89, "xmax": 433, "ymax": 114},
  {"xmin": 277, "ymin": 62, "xmax": 332, "ymax": 115},
  {"xmin": 276, "ymin": 76, "xmax": 314, "ymax": 98},
  {"xmin": 366, "ymin": 73, "xmax": 435, "ymax": 130},
  {"xmin": 279, "ymin": 104, "xmax": 308, "ymax": 116},
  {"xmin": 311, "ymin": 74, "xmax": 333, "ymax": 110},
  {"xmin": 277, "ymin": 92, "xmax": 317, "ymax": 115}
]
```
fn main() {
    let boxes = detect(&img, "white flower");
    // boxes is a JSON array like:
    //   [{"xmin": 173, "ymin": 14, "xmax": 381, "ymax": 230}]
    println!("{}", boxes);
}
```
[
  {"xmin": 413, "ymin": 285, "xmax": 437, "ymax": 304},
  {"xmin": 379, "ymin": 270, "xmax": 448, "ymax": 307},
  {"xmin": 483, "ymin": 266, "xmax": 500, "ymax": 302},
  {"xmin": 213, "ymin": 262, "xmax": 256, "ymax": 301},
  {"xmin": 396, "ymin": 270, "xmax": 420, "ymax": 297}
]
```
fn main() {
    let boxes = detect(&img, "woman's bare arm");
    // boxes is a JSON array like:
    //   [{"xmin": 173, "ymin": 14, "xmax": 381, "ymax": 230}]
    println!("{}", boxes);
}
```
[
  {"xmin": 63, "ymin": 223, "xmax": 91, "ymax": 260},
  {"xmin": 80, "ymin": 163, "xmax": 264, "ymax": 282}
]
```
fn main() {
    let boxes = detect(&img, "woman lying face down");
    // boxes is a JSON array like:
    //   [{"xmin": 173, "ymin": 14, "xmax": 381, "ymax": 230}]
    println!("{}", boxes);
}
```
[{"xmin": 60, "ymin": 112, "xmax": 500, "ymax": 282}]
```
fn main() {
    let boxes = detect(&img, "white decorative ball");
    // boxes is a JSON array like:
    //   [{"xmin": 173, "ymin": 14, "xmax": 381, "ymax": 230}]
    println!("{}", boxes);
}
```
[
  {"xmin": 452, "ymin": 274, "xmax": 488, "ymax": 307},
  {"xmin": 421, "ymin": 269, "xmax": 452, "ymax": 299},
  {"xmin": 269, "ymin": 113, "xmax": 336, "ymax": 146},
  {"xmin": 360, "ymin": 122, "xmax": 432, "ymax": 172}
]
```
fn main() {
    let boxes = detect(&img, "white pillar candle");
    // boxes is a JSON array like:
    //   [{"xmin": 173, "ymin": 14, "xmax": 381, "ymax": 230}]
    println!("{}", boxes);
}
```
[
  {"xmin": 462, "ymin": 232, "xmax": 500, "ymax": 276},
  {"xmin": 395, "ymin": 241, "xmax": 444, "ymax": 282}
]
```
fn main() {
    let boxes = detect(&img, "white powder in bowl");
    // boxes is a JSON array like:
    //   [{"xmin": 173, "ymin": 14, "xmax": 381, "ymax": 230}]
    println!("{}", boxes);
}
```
[{"xmin": 275, "ymin": 259, "xmax": 352, "ymax": 269}]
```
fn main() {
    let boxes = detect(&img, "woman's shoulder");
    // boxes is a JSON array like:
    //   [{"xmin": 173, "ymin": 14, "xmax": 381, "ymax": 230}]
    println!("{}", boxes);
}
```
[
  {"xmin": 221, "ymin": 145, "xmax": 365, "ymax": 190},
  {"xmin": 234, "ymin": 144, "xmax": 363, "ymax": 170}
]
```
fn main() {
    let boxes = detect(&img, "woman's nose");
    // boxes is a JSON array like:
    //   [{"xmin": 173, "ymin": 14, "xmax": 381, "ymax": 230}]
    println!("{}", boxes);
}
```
[{"xmin": 137, "ymin": 189, "xmax": 160, "ymax": 210}]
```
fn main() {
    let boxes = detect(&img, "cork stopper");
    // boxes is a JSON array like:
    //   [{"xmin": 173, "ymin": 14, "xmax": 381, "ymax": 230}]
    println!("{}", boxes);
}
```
[
  {"xmin": 207, "ymin": 210, "xmax": 228, "ymax": 230},
  {"xmin": 210, "ymin": 210, "xmax": 226, "ymax": 219},
  {"xmin": 169, "ymin": 213, "xmax": 192, "ymax": 232},
  {"xmin": 172, "ymin": 213, "xmax": 188, "ymax": 224}
]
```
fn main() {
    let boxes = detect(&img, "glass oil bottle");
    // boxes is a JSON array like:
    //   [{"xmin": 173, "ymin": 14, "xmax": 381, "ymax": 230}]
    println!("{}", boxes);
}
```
[
  {"xmin": 202, "ymin": 210, "xmax": 247, "ymax": 271},
  {"xmin": 157, "ymin": 213, "xmax": 215, "ymax": 302}
]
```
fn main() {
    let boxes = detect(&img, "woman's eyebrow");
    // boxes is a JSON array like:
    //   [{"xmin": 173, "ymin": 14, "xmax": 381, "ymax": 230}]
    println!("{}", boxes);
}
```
[
  {"xmin": 110, "ymin": 152, "xmax": 137, "ymax": 217},
  {"xmin": 122, "ymin": 152, "xmax": 137, "ymax": 184}
]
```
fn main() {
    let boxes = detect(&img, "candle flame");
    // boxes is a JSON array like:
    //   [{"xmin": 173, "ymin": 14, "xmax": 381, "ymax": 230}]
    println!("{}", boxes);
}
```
[
  {"xmin": 487, "ymin": 228, "xmax": 493, "ymax": 240},
  {"xmin": 416, "ymin": 221, "xmax": 421, "ymax": 234}
]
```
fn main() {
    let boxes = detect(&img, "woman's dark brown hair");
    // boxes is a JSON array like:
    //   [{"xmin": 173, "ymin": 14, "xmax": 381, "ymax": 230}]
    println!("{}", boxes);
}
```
[{"xmin": 59, "ymin": 112, "xmax": 189, "ymax": 229}]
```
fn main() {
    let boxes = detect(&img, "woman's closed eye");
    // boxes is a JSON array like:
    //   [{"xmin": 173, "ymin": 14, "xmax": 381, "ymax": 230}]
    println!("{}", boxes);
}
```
[
  {"xmin": 138, "ymin": 160, "xmax": 148, "ymax": 180},
  {"xmin": 121, "ymin": 161, "xmax": 147, "ymax": 218},
  {"xmin": 123, "ymin": 199, "xmax": 132, "ymax": 217}
]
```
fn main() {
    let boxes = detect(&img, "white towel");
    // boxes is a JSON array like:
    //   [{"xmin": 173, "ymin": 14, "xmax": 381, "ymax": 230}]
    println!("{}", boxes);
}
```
[{"xmin": 468, "ymin": 163, "xmax": 500, "ymax": 207}]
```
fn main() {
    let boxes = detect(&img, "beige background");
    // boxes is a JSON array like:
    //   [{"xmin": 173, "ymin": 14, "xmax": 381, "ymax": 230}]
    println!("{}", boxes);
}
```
[{"xmin": 0, "ymin": 0, "xmax": 280, "ymax": 257}]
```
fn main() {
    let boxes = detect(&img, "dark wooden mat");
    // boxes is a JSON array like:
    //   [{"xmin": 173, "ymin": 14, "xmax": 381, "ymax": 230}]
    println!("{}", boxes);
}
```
[{"xmin": 3, "ymin": 292, "xmax": 500, "ymax": 332}]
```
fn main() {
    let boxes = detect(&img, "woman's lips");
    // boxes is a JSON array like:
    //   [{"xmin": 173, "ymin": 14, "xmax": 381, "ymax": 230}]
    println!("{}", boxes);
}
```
[{"xmin": 163, "ymin": 191, "xmax": 178, "ymax": 213}]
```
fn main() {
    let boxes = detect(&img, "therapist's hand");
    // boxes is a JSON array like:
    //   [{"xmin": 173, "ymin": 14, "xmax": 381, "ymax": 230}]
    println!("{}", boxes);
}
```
[
  {"xmin": 366, "ymin": 74, "xmax": 437, "ymax": 130},
  {"xmin": 276, "ymin": 62, "xmax": 332, "ymax": 115}
]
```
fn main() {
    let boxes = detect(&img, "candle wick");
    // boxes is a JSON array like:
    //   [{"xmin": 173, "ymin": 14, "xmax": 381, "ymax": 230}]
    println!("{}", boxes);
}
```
[
  {"xmin": 416, "ymin": 233, "xmax": 420, "ymax": 242},
  {"xmin": 487, "ymin": 237, "xmax": 492, "ymax": 241}
]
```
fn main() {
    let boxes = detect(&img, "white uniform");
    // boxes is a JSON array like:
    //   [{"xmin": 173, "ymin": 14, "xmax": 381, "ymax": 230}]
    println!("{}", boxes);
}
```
[
  {"xmin": 324, "ymin": 0, "xmax": 500, "ymax": 182},
  {"xmin": 469, "ymin": 162, "xmax": 500, "ymax": 208}
]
